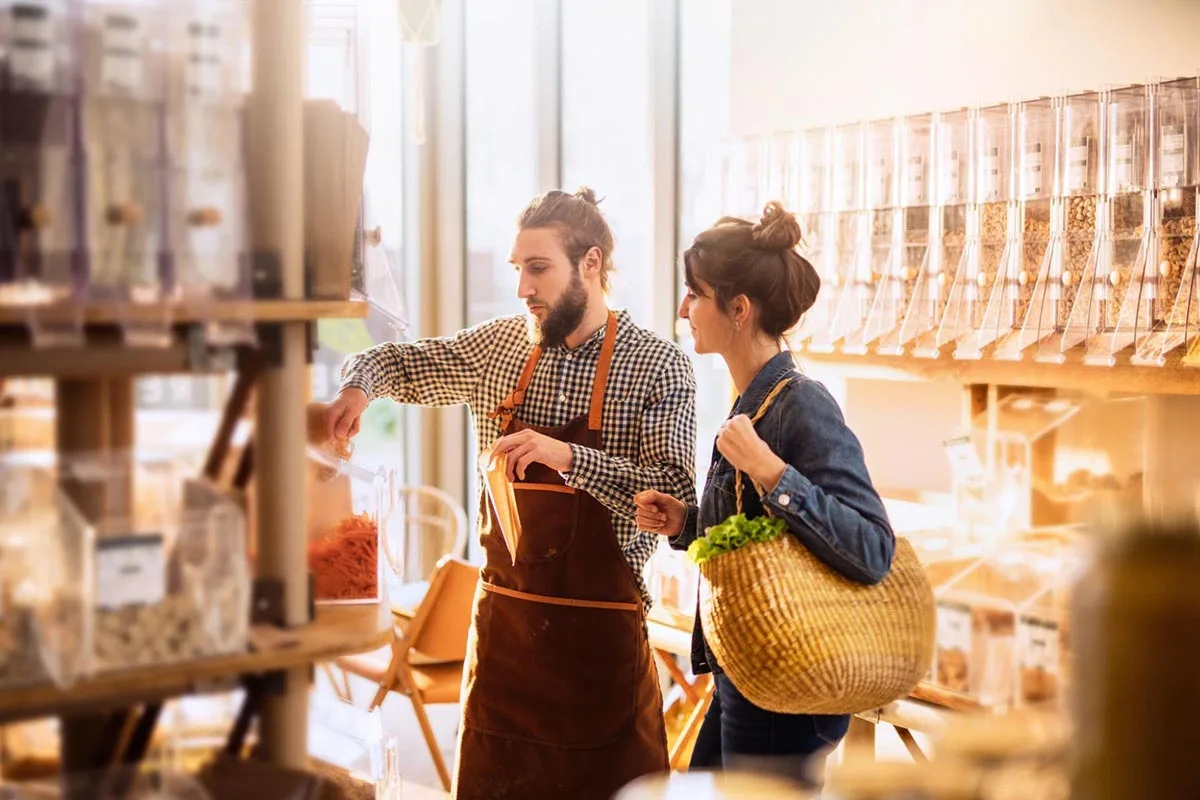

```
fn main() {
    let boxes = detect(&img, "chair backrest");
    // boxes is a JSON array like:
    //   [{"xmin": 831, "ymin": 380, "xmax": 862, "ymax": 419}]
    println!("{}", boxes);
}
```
[
  {"xmin": 383, "ymin": 484, "xmax": 469, "ymax": 584},
  {"xmin": 405, "ymin": 555, "xmax": 477, "ymax": 663}
]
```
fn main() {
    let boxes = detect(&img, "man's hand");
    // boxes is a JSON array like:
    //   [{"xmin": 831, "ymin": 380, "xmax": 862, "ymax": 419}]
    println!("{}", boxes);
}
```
[
  {"xmin": 490, "ymin": 430, "xmax": 573, "ymax": 481},
  {"xmin": 324, "ymin": 387, "xmax": 370, "ymax": 441},
  {"xmin": 633, "ymin": 490, "xmax": 687, "ymax": 536},
  {"xmin": 716, "ymin": 414, "xmax": 787, "ymax": 492}
]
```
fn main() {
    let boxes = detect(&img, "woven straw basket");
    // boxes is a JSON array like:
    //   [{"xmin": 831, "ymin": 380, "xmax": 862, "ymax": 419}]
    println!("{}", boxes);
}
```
[
  {"xmin": 699, "ymin": 533, "xmax": 935, "ymax": 715},
  {"xmin": 698, "ymin": 376, "xmax": 936, "ymax": 715}
]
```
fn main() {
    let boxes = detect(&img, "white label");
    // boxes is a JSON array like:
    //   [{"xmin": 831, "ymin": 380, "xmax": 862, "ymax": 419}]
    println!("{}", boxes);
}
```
[
  {"xmin": 1113, "ymin": 135, "xmax": 1134, "ymax": 191},
  {"xmin": 983, "ymin": 148, "xmax": 1001, "ymax": 201},
  {"xmin": 1161, "ymin": 125, "xmax": 1185, "ymax": 188},
  {"xmin": 936, "ymin": 601, "xmax": 973, "ymax": 692},
  {"xmin": 1023, "ymin": 143, "xmax": 1043, "ymax": 198},
  {"xmin": 875, "ymin": 157, "xmax": 891, "ymax": 206},
  {"xmin": 943, "ymin": 435, "xmax": 985, "ymax": 482},
  {"xmin": 1018, "ymin": 616, "xmax": 1059, "ymax": 672},
  {"xmin": 838, "ymin": 162, "xmax": 858, "ymax": 208},
  {"xmin": 101, "ymin": 15, "xmax": 143, "ymax": 93},
  {"xmin": 905, "ymin": 154, "xmax": 926, "ymax": 205},
  {"xmin": 1068, "ymin": 138, "xmax": 1090, "ymax": 193},
  {"xmin": 804, "ymin": 164, "xmax": 825, "ymax": 212},
  {"xmin": 96, "ymin": 534, "xmax": 166, "ymax": 610},
  {"xmin": 942, "ymin": 150, "xmax": 961, "ymax": 204},
  {"xmin": 11, "ymin": 11, "xmax": 54, "ymax": 87}
]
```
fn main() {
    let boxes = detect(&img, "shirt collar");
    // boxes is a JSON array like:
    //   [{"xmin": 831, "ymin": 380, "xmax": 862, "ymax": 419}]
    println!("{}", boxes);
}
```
[
  {"xmin": 732, "ymin": 351, "xmax": 797, "ymax": 418},
  {"xmin": 553, "ymin": 308, "xmax": 631, "ymax": 355}
]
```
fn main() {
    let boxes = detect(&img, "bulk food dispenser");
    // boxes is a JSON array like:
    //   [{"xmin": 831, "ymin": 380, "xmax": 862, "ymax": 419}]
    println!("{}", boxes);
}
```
[
  {"xmin": 994, "ymin": 96, "xmax": 1064, "ymax": 360},
  {"xmin": 1133, "ymin": 76, "xmax": 1200, "ymax": 366},
  {"xmin": 911, "ymin": 108, "xmax": 972, "ymax": 357},
  {"xmin": 80, "ymin": 1, "xmax": 171, "ymax": 346},
  {"xmin": 1075, "ymin": 84, "xmax": 1152, "ymax": 365},
  {"xmin": 956, "ymin": 103, "xmax": 1018, "ymax": 359},
  {"xmin": 0, "ymin": 0, "xmax": 84, "ymax": 345},
  {"xmin": 839, "ymin": 118, "xmax": 897, "ymax": 354},
  {"xmin": 806, "ymin": 123, "xmax": 865, "ymax": 353},
  {"xmin": 167, "ymin": 0, "xmax": 252, "ymax": 347},
  {"xmin": 787, "ymin": 126, "xmax": 833, "ymax": 351},
  {"xmin": 876, "ymin": 113, "xmax": 937, "ymax": 355}
]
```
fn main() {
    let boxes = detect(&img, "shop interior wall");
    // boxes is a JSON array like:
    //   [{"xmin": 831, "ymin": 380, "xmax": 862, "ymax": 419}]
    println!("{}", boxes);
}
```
[{"xmin": 731, "ymin": 0, "xmax": 1200, "ymax": 498}]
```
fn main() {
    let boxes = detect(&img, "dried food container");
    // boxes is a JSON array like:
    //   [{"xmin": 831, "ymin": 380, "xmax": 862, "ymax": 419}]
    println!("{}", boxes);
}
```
[
  {"xmin": 807, "ymin": 122, "xmax": 866, "ymax": 353},
  {"xmin": 788, "ymin": 126, "xmax": 834, "ymax": 351},
  {"xmin": 1133, "ymin": 76, "xmax": 1200, "ymax": 366},
  {"xmin": 0, "ymin": 455, "xmax": 93, "ymax": 689},
  {"xmin": 841, "ymin": 118, "xmax": 898, "ymax": 354}
]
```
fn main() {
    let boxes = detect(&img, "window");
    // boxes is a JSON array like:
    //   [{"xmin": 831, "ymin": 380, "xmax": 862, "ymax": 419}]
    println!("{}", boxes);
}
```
[
  {"xmin": 560, "ymin": 0, "xmax": 655, "ymax": 329},
  {"xmin": 678, "ymin": 0, "xmax": 734, "ymax": 485},
  {"xmin": 464, "ymin": 0, "xmax": 539, "ymax": 326}
]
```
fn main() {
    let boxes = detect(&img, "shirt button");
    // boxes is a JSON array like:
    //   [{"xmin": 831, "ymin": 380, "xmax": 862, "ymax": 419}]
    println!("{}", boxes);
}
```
[
  {"xmin": 778, "ymin": 494, "xmax": 791, "ymax": 507},
  {"xmin": 558, "ymin": 393, "xmax": 567, "ymax": 403}
]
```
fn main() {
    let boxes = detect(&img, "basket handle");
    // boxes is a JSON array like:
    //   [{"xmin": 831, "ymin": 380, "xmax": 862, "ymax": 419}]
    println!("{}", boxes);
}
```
[{"xmin": 733, "ymin": 376, "xmax": 795, "ymax": 516}]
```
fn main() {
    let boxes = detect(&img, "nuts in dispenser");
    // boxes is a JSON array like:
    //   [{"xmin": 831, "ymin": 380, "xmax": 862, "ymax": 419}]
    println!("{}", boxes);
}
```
[
  {"xmin": 1018, "ymin": 202, "xmax": 1051, "ymax": 324},
  {"xmin": 1158, "ymin": 191, "xmax": 1196, "ymax": 326}
]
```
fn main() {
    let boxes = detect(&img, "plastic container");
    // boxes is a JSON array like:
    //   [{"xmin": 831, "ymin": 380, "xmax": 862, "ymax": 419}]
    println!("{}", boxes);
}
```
[
  {"xmin": 165, "ymin": 0, "xmax": 253, "ymax": 347},
  {"xmin": 0, "ymin": 0, "xmax": 84, "ymax": 346},
  {"xmin": 787, "ymin": 126, "xmax": 833, "ymax": 351},
  {"xmin": 303, "ymin": 445, "xmax": 388, "ymax": 605},
  {"xmin": 80, "ymin": 1, "xmax": 171, "ymax": 346},
  {"xmin": 1133, "ymin": 75, "xmax": 1200, "ymax": 366},
  {"xmin": 645, "ymin": 540, "xmax": 698, "ymax": 626},
  {"xmin": 0, "ymin": 455, "xmax": 93, "ymax": 689}
]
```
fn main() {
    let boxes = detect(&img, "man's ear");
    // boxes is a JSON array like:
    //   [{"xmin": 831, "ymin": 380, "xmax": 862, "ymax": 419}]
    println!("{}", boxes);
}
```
[{"xmin": 580, "ymin": 246, "xmax": 603, "ymax": 278}]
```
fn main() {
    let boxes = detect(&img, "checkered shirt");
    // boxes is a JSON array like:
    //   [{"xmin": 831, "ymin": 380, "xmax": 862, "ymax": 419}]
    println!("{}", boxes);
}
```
[{"xmin": 338, "ymin": 309, "xmax": 698, "ymax": 605}]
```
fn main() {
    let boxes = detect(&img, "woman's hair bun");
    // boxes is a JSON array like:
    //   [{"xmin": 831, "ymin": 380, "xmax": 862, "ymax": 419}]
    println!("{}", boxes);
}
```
[
  {"xmin": 574, "ymin": 186, "xmax": 600, "ymax": 206},
  {"xmin": 750, "ymin": 201, "xmax": 803, "ymax": 253}
]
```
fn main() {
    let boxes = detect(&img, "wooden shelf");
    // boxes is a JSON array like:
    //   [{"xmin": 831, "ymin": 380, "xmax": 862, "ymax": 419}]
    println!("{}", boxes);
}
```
[
  {"xmin": 0, "ymin": 299, "xmax": 368, "ymax": 328},
  {"xmin": 799, "ymin": 347, "xmax": 1200, "ymax": 395},
  {"xmin": 0, "ymin": 603, "xmax": 392, "ymax": 724}
]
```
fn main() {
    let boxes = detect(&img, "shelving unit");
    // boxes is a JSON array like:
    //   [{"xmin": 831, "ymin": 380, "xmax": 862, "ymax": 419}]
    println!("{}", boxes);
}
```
[{"xmin": 0, "ymin": 0, "xmax": 387, "ymax": 784}]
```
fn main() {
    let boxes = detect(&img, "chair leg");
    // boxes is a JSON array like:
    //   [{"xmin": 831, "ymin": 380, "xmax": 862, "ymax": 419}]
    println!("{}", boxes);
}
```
[
  {"xmin": 321, "ymin": 663, "xmax": 352, "ymax": 704},
  {"xmin": 410, "ymin": 694, "xmax": 451, "ymax": 792}
]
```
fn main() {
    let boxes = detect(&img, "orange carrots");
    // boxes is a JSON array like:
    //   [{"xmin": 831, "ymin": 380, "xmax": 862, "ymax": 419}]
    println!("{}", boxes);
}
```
[{"xmin": 308, "ymin": 512, "xmax": 379, "ymax": 601}]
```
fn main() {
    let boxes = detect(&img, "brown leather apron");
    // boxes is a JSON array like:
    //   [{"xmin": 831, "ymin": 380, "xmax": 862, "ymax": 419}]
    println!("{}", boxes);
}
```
[{"xmin": 453, "ymin": 312, "xmax": 669, "ymax": 800}]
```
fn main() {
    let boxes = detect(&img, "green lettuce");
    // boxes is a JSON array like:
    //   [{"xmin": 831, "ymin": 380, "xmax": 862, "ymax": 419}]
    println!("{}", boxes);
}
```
[{"xmin": 687, "ymin": 513, "xmax": 787, "ymax": 566}]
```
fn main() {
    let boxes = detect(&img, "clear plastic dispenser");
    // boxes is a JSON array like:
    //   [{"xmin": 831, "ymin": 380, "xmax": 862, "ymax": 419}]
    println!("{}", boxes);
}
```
[
  {"xmin": 0, "ymin": 0, "xmax": 84, "ymax": 346},
  {"xmin": 807, "ymin": 123, "xmax": 865, "ymax": 353},
  {"xmin": 912, "ymin": 108, "xmax": 972, "ymax": 357},
  {"xmin": 840, "ymin": 118, "xmax": 897, "ymax": 354},
  {"xmin": 994, "ymin": 96, "xmax": 1062, "ymax": 360},
  {"xmin": 167, "ymin": 0, "xmax": 253, "ymax": 347},
  {"xmin": 1133, "ymin": 76, "xmax": 1200, "ymax": 366},
  {"xmin": 787, "ymin": 126, "xmax": 833, "ymax": 351},
  {"xmin": 1077, "ymin": 84, "xmax": 1152, "ymax": 365},
  {"xmin": 876, "ymin": 112, "xmax": 937, "ymax": 355},
  {"xmin": 81, "ymin": 2, "xmax": 172, "ymax": 346}
]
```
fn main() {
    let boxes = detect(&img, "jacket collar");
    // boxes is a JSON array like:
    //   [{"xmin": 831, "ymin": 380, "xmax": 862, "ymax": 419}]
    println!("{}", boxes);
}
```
[{"xmin": 732, "ymin": 351, "xmax": 797, "ymax": 418}]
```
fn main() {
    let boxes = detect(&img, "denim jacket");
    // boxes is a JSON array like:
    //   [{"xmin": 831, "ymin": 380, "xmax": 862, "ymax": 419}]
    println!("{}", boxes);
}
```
[{"xmin": 670, "ymin": 351, "xmax": 896, "ymax": 675}]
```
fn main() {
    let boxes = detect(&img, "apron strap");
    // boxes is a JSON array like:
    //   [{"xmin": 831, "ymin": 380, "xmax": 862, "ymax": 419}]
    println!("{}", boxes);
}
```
[
  {"xmin": 489, "ymin": 311, "xmax": 618, "ymax": 434},
  {"xmin": 588, "ymin": 312, "xmax": 618, "ymax": 432}
]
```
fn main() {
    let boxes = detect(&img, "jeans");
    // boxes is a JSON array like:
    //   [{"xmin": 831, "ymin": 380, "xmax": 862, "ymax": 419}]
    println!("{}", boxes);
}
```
[{"xmin": 689, "ymin": 673, "xmax": 851, "ymax": 789}]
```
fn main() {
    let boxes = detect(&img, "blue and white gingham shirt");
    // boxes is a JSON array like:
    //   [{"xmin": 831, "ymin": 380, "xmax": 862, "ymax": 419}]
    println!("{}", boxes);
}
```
[{"xmin": 339, "ymin": 309, "xmax": 698, "ymax": 604}]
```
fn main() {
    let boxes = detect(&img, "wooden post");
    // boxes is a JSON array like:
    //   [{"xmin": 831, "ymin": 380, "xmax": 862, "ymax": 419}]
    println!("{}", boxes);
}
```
[{"xmin": 245, "ymin": 0, "xmax": 310, "ymax": 769}]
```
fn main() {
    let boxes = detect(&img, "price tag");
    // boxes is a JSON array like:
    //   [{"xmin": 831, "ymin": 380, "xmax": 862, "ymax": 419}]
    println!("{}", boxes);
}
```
[{"xmin": 96, "ymin": 533, "xmax": 165, "ymax": 610}]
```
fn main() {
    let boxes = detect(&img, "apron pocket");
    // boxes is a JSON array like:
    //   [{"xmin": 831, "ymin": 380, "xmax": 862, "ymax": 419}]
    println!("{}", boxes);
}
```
[
  {"xmin": 510, "ymin": 483, "xmax": 579, "ymax": 563},
  {"xmin": 466, "ymin": 586, "xmax": 640, "ymax": 748}
]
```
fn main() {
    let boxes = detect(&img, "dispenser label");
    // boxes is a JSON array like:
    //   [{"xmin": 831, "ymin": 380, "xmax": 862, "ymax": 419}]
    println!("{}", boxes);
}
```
[
  {"xmin": 96, "ymin": 533, "xmax": 166, "ymax": 610},
  {"xmin": 101, "ymin": 13, "xmax": 143, "ymax": 93},
  {"xmin": 1018, "ymin": 616, "xmax": 1060, "ymax": 705},
  {"xmin": 804, "ymin": 164, "xmax": 825, "ymax": 213},
  {"xmin": 12, "ymin": 5, "xmax": 55, "ymax": 87},
  {"xmin": 1161, "ymin": 125, "xmax": 1185, "ymax": 188},
  {"xmin": 983, "ymin": 148, "xmax": 1001, "ymax": 201},
  {"xmin": 1068, "ymin": 137, "xmax": 1090, "ymax": 193},
  {"xmin": 905, "ymin": 154, "xmax": 927, "ymax": 205},
  {"xmin": 1112, "ymin": 134, "xmax": 1134, "ymax": 192},
  {"xmin": 942, "ymin": 150, "xmax": 961, "ymax": 204},
  {"xmin": 1023, "ymin": 142, "xmax": 1044, "ymax": 198},
  {"xmin": 943, "ymin": 434, "xmax": 985, "ymax": 482}
]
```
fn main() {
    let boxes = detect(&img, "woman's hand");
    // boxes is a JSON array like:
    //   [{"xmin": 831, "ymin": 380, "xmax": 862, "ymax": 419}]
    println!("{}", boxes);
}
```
[
  {"xmin": 633, "ymin": 490, "xmax": 687, "ymax": 536},
  {"xmin": 716, "ymin": 415, "xmax": 787, "ymax": 492}
]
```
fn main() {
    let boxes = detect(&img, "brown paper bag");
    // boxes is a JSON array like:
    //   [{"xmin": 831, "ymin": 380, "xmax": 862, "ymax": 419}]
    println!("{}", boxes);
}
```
[{"xmin": 481, "ymin": 452, "xmax": 521, "ymax": 565}]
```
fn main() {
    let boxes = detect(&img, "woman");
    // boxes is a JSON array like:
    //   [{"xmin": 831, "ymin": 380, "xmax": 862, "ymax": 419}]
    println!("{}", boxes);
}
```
[{"xmin": 634, "ymin": 202, "xmax": 896, "ymax": 787}]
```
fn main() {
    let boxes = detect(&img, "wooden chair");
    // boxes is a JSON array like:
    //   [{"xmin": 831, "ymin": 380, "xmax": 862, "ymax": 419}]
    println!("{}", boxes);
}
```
[{"xmin": 332, "ymin": 556, "xmax": 477, "ymax": 792}]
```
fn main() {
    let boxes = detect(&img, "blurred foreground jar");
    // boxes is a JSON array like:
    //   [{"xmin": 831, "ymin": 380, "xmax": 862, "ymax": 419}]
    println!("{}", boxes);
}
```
[
  {"xmin": 1070, "ymin": 517, "xmax": 1200, "ymax": 800},
  {"xmin": 612, "ymin": 771, "xmax": 807, "ymax": 799}
]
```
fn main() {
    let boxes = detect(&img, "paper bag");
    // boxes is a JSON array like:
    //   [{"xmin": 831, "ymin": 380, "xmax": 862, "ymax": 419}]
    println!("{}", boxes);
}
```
[{"xmin": 481, "ymin": 453, "xmax": 522, "ymax": 565}]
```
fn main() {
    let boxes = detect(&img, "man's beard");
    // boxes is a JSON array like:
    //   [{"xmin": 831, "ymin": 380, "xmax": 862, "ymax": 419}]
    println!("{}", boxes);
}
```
[{"xmin": 527, "ymin": 269, "xmax": 588, "ymax": 348}]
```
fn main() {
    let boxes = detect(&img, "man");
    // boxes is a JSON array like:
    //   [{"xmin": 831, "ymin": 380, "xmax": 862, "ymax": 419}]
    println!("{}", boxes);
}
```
[{"xmin": 325, "ymin": 187, "xmax": 697, "ymax": 799}]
